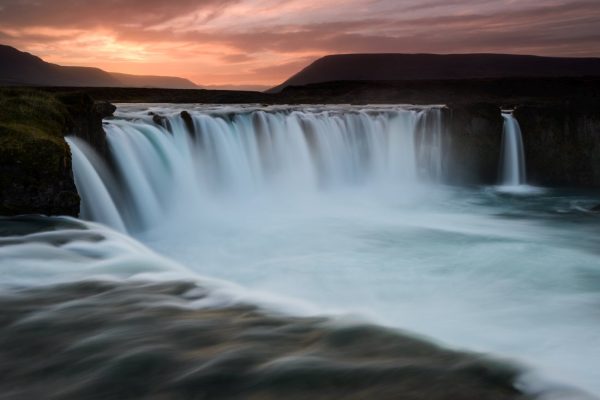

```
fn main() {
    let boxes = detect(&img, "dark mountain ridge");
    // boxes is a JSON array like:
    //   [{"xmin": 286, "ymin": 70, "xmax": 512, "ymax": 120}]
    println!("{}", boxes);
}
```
[
  {"xmin": 0, "ymin": 45, "xmax": 199, "ymax": 89},
  {"xmin": 269, "ymin": 53, "xmax": 600, "ymax": 92}
]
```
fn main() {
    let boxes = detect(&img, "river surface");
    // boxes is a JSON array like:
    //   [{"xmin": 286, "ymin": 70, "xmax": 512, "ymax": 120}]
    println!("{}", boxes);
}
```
[{"xmin": 2, "ymin": 104, "xmax": 599, "ymax": 399}]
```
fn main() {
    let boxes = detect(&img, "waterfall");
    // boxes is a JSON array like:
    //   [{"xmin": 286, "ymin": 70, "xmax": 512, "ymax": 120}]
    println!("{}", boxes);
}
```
[
  {"xmin": 66, "ymin": 137, "xmax": 127, "ymax": 232},
  {"xmin": 68, "ymin": 105, "xmax": 445, "ymax": 232},
  {"xmin": 500, "ymin": 112, "xmax": 526, "ymax": 186}
]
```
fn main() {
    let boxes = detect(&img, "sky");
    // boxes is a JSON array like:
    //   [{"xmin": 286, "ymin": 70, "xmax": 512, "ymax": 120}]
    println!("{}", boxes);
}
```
[{"xmin": 1, "ymin": 0, "xmax": 599, "ymax": 88}]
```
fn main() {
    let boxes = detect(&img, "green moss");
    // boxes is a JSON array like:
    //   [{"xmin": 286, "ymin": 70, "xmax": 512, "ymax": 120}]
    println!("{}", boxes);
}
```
[
  {"xmin": 0, "ymin": 88, "xmax": 70, "ymax": 180},
  {"xmin": 0, "ymin": 88, "xmax": 78, "ymax": 216},
  {"xmin": 0, "ymin": 88, "xmax": 70, "ymax": 143}
]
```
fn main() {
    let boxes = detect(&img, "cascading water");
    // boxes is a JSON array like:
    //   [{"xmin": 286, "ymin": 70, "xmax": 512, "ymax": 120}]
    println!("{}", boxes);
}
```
[
  {"xmin": 500, "ymin": 112, "xmax": 526, "ymax": 186},
  {"xmin": 62, "ymin": 104, "xmax": 600, "ymax": 399},
  {"xmin": 69, "ymin": 105, "xmax": 445, "ymax": 232}
]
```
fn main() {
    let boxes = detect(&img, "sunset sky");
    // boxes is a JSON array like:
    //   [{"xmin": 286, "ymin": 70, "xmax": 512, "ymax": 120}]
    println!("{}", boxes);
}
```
[{"xmin": 1, "ymin": 0, "xmax": 599, "ymax": 88}]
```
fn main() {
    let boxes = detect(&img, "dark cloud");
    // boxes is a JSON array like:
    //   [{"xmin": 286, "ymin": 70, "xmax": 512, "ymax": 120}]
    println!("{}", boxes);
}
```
[
  {"xmin": 1, "ymin": 0, "xmax": 599, "ymax": 84},
  {"xmin": 211, "ymin": 1, "xmax": 600, "ymax": 56},
  {"xmin": 0, "ymin": 0, "xmax": 238, "ymax": 28}
]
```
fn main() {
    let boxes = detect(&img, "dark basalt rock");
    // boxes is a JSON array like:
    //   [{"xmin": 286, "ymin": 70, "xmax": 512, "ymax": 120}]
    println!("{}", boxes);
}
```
[
  {"xmin": 0, "ymin": 89, "xmax": 116, "ymax": 217},
  {"xmin": 180, "ymin": 110, "xmax": 195, "ymax": 134},
  {"xmin": 56, "ymin": 92, "xmax": 113, "ymax": 157},
  {"xmin": 514, "ymin": 102, "xmax": 600, "ymax": 188},
  {"xmin": 94, "ymin": 100, "xmax": 116, "ymax": 119},
  {"xmin": 152, "ymin": 114, "xmax": 162, "ymax": 125},
  {"xmin": 150, "ymin": 112, "xmax": 173, "ymax": 132},
  {"xmin": 443, "ymin": 103, "xmax": 504, "ymax": 185}
]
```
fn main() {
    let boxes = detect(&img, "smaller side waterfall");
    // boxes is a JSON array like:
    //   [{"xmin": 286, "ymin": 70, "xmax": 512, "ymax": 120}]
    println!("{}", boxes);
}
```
[{"xmin": 500, "ymin": 112, "xmax": 526, "ymax": 186}]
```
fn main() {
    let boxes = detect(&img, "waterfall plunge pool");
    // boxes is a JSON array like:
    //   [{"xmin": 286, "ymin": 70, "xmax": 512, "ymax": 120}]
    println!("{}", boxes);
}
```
[{"xmin": 3, "ymin": 104, "xmax": 600, "ymax": 399}]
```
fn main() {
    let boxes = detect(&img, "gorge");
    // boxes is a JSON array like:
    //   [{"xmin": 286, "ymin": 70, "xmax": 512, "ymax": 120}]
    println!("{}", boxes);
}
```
[
  {"xmin": 1, "ymin": 94, "xmax": 600, "ymax": 400},
  {"xmin": 2, "ymin": 0, "xmax": 600, "ymax": 398},
  {"xmin": 60, "ymin": 104, "xmax": 600, "ymax": 398}
]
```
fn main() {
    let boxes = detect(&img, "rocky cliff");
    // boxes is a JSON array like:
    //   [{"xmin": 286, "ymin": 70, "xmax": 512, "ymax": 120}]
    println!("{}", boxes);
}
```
[
  {"xmin": 442, "ymin": 103, "xmax": 504, "ymax": 185},
  {"xmin": 440, "ymin": 102, "xmax": 600, "ymax": 188},
  {"xmin": 1, "ymin": 87, "xmax": 599, "ymax": 219},
  {"xmin": 0, "ymin": 89, "xmax": 112, "ymax": 216},
  {"xmin": 515, "ymin": 102, "xmax": 600, "ymax": 188}
]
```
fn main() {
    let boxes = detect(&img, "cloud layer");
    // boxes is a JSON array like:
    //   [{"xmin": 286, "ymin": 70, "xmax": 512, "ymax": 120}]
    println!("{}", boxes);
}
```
[{"xmin": 1, "ymin": 0, "xmax": 599, "ymax": 86}]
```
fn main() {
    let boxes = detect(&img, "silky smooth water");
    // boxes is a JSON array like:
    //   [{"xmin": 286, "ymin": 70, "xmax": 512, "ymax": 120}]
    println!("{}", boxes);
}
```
[
  {"xmin": 500, "ymin": 112, "xmax": 527, "ymax": 187},
  {"xmin": 64, "ymin": 104, "xmax": 600, "ymax": 398}
]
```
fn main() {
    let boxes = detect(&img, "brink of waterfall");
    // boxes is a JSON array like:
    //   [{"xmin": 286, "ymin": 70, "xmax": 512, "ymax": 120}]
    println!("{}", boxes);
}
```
[{"xmin": 68, "ymin": 105, "xmax": 445, "ymax": 233}]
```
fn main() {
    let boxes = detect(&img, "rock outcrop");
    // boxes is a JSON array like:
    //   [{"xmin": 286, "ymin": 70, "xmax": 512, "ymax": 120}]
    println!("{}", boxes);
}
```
[
  {"xmin": 56, "ymin": 93, "xmax": 114, "ymax": 157},
  {"xmin": 0, "ymin": 89, "xmax": 114, "ymax": 216},
  {"xmin": 180, "ymin": 110, "xmax": 194, "ymax": 134}
]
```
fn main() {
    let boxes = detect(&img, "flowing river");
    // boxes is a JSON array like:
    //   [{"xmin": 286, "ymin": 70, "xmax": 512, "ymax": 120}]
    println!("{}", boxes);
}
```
[{"xmin": 1, "ymin": 104, "xmax": 599, "ymax": 399}]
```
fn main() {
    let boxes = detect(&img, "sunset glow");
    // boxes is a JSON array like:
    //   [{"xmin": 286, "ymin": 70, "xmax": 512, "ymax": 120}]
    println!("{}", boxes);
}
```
[{"xmin": 1, "ymin": 0, "xmax": 599, "ymax": 88}]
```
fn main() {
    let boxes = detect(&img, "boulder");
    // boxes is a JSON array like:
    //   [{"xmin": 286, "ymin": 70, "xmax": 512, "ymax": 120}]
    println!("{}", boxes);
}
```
[{"xmin": 180, "ymin": 110, "xmax": 195, "ymax": 134}]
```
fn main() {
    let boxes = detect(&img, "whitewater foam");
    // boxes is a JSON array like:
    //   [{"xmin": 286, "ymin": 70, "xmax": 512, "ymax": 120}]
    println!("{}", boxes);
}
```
[{"xmin": 60, "ymin": 104, "xmax": 600, "ymax": 398}]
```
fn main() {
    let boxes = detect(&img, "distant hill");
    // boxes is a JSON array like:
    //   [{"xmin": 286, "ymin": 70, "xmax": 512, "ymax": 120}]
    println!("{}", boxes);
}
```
[
  {"xmin": 203, "ymin": 84, "xmax": 271, "ymax": 92},
  {"xmin": 0, "ymin": 45, "xmax": 199, "ymax": 89},
  {"xmin": 268, "ymin": 53, "xmax": 600, "ymax": 92},
  {"xmin": 109, "ymin": 72, "xmax": 199, "ymax": 90}
]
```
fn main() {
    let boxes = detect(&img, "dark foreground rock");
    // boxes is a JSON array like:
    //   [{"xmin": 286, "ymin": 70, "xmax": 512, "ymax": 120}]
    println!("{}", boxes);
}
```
[{"xmin": 0, "ymin": 277, "xmax": 530, "ymax": 400}]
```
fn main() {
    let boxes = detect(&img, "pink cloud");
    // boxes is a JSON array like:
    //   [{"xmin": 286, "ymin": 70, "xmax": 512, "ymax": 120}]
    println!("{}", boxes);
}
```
[{"xmin": 1, "ymin": 0, "xmax": 599, "ymax": 86}]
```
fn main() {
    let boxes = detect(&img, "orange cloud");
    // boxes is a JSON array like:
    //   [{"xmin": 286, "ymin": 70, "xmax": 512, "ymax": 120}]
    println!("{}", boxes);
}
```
[{"xmin": 1, "ymin": 0, "xmax": 599, "ymax": 87}]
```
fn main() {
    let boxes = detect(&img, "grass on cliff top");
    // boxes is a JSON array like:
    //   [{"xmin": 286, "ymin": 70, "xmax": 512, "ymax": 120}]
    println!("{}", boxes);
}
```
[{"xmin": 0, "ymin": 88, "xmax": 70, "ymax": 147}]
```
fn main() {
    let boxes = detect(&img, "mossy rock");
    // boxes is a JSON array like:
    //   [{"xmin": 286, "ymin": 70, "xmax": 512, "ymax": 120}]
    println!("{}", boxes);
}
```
[{"xmin": 0, "ymin": 88, "xmax": 79, "ymax": 216}]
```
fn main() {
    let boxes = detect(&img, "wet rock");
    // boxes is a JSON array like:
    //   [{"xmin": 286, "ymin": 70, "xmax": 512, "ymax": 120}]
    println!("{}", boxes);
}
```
[
  {"xmin": 93, "ymin": 100, "xmax": 116, "ymax": 119},
  {"xmin": 180, "ymin": 110, "xmax": 195, "ymax": 134},
  {"xmin": 443, "ymin": 103, "xmax": 504, "ymax": 185},
  {"xmin": 152, "ymin": 113, "xmax": 167, "ymax": 128},
  {"xmin": 55, "ymin": 92, "xmax": 113, "ymax": 157},
  {"xmin": 514, "ymin": 102, "xmax": 600, "ymax": 188}
]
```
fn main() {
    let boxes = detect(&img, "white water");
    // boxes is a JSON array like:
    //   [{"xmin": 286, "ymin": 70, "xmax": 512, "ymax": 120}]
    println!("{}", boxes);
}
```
[
  {"xmin": 500, "ymin": 112, "xmax": 527, "ymax": 187},
  {"xmin": 65, "ymin": 104, "xmax": 600, "ymax": 398}
]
